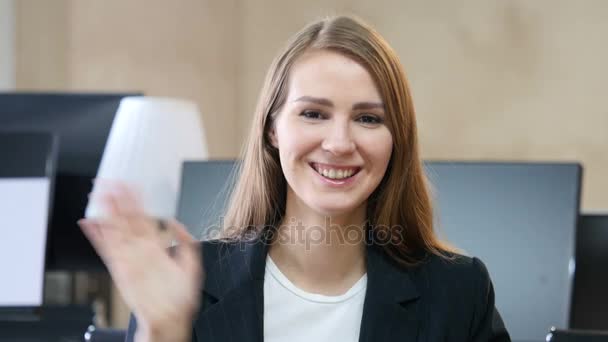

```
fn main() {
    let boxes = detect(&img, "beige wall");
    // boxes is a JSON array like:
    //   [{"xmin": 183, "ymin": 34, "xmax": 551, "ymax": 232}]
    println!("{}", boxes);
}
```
[
  {"xmin": 237, "ymin": 0, "xmax": 608, "ymax": 211},
  {"xmin": 15, "ymin": 0, "xmax": 70, "ymax": 90},
  {"xmin": 16, "ymin": 0, "xmax": 608, "ymax": 209},
  {"xmin": 16, "ymin": 0, "xmax": 608, "ymax": 327},
  {"xmin": 16, "ymin": 0, "xmax": 240, "ymax": 158}
]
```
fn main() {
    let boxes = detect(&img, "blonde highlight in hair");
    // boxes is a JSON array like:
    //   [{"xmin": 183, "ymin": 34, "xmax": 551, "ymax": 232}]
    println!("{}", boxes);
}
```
[{"xmin": 221, "ymin": 15, "xmax": 454, "ymax": 266}]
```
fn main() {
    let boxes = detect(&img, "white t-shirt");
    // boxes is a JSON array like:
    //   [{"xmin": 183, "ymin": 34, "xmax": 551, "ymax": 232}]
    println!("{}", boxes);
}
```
[{"xmin": 263, "ymin": 256, "xmax": 367, "ymax": 342}]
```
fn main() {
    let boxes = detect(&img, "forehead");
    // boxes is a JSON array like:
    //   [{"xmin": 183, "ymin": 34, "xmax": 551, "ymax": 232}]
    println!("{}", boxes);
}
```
[{"xmin": 286, "ymin": 49, "xmax": 383, "ymax": 103}]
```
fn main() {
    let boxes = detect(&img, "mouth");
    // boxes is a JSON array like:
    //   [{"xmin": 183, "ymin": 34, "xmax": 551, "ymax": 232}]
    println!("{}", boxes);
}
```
[{"xmin": 309, "ymin": 162, "xmax": 362, "ymax": 181}]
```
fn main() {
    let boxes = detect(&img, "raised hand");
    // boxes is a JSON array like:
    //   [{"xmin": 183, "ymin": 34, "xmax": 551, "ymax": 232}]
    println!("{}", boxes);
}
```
[{"xmin": 78, "ymin": 181, "xmax": 203, "ymax": 342}]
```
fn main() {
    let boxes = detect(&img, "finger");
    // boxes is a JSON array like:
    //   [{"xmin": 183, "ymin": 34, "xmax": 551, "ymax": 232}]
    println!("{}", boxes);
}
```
[
  {"xmin": 124, "ymin": 215, "xmax": 163, "ymax": 241},
  {"xmin": 96, "ymin": 186, "xmax": 121, "ymax": 217},
  {"xmin": 82, "ymin": 218, "xmax": 132, "ymax": 260},
  {"xmin": 99, "ymin": 216, "xmax": 135, "ymax": 248},
  {"xmin": 170, "ymin": 219, "xmax": 196, "ymax": 244},
  {"xmin": 111, "ymin": 181, "xmax": 145, "ymax": 216},
  {"xmin": 92, "ymin": 179, "xmax": 141, "ymax": 218},
  {"xmin": 104, "ymin": 183, "xmax": 156, "ymax": 238},
  {"xmin": 95, "ymin": 189, "xmax": 151, "ymax": 239},
  {"xmin": 167, "ymin": 219, "xmax": 202, "ymax": 275},
  {"xmin": 78, "ymin": 219, "xmax": 111, "ymax": 261}
]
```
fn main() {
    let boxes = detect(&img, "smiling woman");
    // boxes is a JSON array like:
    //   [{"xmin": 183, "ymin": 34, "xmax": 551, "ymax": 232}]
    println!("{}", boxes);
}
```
[{"xmin": 80, "ymin": 15, "xmax": 511, "ymax": 342}]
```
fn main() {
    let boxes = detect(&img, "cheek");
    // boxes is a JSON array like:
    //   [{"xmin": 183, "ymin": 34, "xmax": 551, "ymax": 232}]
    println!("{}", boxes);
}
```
[
  {"xmin": 276, "ymin": 120, "xmax": 321, "ymax": 160},
  {"xmin": 359, "ymin": 128, "xmax": 393, "ymax": 168},
  {"xmin": 276, "ymin": 124, "xmax": 318, "ymax": 176}
]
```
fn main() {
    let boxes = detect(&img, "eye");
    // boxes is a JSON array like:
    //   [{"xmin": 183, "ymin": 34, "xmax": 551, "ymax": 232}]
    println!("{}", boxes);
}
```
[
  {"xmin": 299, "ymin": 110, "xmax": 325, "ymax": 120},
  {"xmin": 356, "ymin": 114, "xmax": 383, "ymax": 125}
]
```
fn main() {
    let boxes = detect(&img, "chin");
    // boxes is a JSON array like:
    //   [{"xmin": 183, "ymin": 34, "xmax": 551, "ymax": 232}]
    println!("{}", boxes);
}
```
[{"xmin": 309, "ymin": 199, "xmax": 364, "ymax": 219}]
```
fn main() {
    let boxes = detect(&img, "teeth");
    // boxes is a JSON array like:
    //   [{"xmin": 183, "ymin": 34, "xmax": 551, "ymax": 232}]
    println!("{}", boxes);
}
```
[{"xmin": 315, "ymin": 165, "xmax": 357, "ymax": 180}]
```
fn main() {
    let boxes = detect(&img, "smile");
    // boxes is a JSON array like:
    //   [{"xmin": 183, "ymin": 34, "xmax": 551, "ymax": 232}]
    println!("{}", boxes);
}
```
[{"xmin": 309, "ymin": 162, "xmax": 361, "ymax": 180}]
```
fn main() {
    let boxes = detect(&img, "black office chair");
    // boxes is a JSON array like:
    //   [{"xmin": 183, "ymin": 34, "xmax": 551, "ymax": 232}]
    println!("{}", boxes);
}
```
[
  {"xmin": 547, "ymin": 327, "xmax": 608, "ymax": 341},
  {"xmin": 84, "ymin": 325, "xmax": 126, "ymax": 342}
]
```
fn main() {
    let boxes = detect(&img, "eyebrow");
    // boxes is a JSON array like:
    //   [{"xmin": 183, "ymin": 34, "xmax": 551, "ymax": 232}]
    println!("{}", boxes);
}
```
[{"xmin": 293, "ymin": 96, "xmax": 385, "ymax": 111}]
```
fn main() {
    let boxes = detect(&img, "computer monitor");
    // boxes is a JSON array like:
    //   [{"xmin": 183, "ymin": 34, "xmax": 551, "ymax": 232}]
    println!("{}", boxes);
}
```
[
  {"xmin": 570, "ymin": 214, "xmax": 608, "ymax": 330},
  {"xmin": 0, "ymin": 92, "xmax": 141, "ymax": 270},
  {"xmin": 176, "ymin": 160, "xmax": 238, "ymax": 239},
  {"xmin": 426, "ymin": 162, "xmax": 582, "ymax": 341},
  {"xmin": 176, "ymin": 160, "xmax": 583, "ymax": 341},
  {"xmin": 0, "ymin": 131, "xmax": 58, "ymax": 308}
]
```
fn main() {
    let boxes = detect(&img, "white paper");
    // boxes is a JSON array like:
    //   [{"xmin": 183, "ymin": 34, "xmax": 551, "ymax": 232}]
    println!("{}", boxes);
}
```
[{"xmin": 0, "ymin": 178, "xmax": 51, "ymax": 306}]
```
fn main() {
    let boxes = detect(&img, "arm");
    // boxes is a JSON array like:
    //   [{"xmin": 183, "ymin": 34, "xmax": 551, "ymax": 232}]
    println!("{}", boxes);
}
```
[
  {"xmin": 469, "ymin": 257, "xmax": 511, "ymax": 342},
  {"xmin": 124, "ymin": 314, "xmax": 195, "ymax": 342},
  {"xmin": 78, "ymin": 183, "xmax": 202, "ymax": 342}
]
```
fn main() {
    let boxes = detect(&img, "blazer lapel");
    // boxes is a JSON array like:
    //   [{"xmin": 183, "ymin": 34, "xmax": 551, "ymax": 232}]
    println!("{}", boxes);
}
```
[
  {"xmin": 358, "ymin": 245, "xmax": 422, "ymax": 342},
  {"xmin": 193, "ymin": 238, "xmax": 422, "ymax": 342},
  {"xmin": 193, "ymin": 238, "xmax": 269, "ymax": 342}
]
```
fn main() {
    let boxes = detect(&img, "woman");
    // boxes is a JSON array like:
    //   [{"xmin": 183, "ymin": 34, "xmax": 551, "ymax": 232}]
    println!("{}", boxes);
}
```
[{"xmin": 80, "ymin": 15, "xmax": 511, "ymax": 342}]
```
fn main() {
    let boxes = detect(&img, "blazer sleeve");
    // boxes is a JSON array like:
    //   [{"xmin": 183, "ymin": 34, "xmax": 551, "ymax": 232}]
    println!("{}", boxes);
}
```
[
  {"xmin": 124, "ymin": 314, "xmax": 198, "ymax": 342},
  {"xmin": 124, "ymin": 314, "xmax": 137, "ymax": 342},
  {"xmin": 470, "ymin": 257, "xmax": 512, "ymax": 342}
]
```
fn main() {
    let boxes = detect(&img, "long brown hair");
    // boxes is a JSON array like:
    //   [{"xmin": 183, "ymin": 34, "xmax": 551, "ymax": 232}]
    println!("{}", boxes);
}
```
[{"xmin": 221, "ymin": 15, "xmax": 454, "ymax": 267}]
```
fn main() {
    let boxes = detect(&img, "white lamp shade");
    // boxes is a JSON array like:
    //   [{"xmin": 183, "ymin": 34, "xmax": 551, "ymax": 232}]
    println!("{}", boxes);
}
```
[{"xmin": 85, "ymin": 96, "xmax": 208, "ymax": 219}]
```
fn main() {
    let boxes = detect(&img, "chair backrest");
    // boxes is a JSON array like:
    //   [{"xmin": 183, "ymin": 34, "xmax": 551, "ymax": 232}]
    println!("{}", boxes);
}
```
[
  {"xmin": 570, "ymin": 214, "xmax": 608, "ymax": 330},
  {"xmin": 547, "ymin": 328, "xmax": 608, "ymax": 342},
  {"xmin": 84, "ymin": 325, "xmax": 127, "ymax": 342}
]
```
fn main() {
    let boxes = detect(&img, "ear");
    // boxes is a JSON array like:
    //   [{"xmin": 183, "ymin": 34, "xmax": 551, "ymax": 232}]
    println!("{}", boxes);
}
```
[{"xmin": 268, "ymin": 125, "xmax": 279, "ymax": 149}]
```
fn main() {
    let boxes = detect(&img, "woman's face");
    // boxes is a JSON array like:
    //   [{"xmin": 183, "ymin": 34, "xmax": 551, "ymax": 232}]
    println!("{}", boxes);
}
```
[{"xmin": 270, "ymin": 49, "xmax": 393, "ymax": 218}]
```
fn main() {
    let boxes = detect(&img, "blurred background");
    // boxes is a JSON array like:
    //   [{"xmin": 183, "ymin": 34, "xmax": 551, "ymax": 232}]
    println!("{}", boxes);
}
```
[
  {"xmin": 3, "ymin": 0, "xmax": 607, "ymax": 201},
  {"xmin": 1, "ymin": 0, "xmax": 607, "ymax": 341}
]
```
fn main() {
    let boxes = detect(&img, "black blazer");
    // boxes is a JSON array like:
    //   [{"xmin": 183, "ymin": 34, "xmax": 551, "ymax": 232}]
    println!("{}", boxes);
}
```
[{"xmin": 126, "ymin": 237, "xmax": 511, "ymax": 341}]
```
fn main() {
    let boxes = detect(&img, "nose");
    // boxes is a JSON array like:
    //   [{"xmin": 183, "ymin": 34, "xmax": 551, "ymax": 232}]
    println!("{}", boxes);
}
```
[{"xmin": 321, "ymin": 120, "xmax": 356, "ymax": 156}]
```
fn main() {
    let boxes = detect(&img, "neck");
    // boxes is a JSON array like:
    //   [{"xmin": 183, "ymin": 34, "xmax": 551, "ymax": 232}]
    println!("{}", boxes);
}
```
[{"xmin": 268, "ymin": 193, "xmax": 368, "ymax": 295}]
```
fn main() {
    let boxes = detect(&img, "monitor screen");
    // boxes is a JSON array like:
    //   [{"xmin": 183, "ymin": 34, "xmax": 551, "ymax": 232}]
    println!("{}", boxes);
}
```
[
  {"xmin": 0, "ymin": 132, "xmax": 57, "ymax": 307},
  {"xmin": 426, "ymin": 162, "xmax": 582, "ymax": 341},
  {"xmin": 0, "ymin": 178, "xmax": 51, "ymax": 306},
  {"xmin": 0, "ymin": 92, "xmax": 140, "ymax": 270},
  {"xmin": 176, "ymin": 160, "xmax": 237, "ymax": 239}
]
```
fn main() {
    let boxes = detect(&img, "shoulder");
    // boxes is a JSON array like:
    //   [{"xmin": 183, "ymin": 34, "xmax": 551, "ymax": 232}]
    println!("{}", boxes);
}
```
[
  {"xmin": 199, "ymin": 238, "xmax": 260, "ymax": 267},
  {"xmin": 410, "ymin": 251, "xmax": 494, "ymax": 309},
  {"xmin": 412, "ymin": 252, "xmax": 510, "ymax": 340},
  {"xmin": 415, "ymin": 251, "xmax": 491, "ymax": 284}
]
